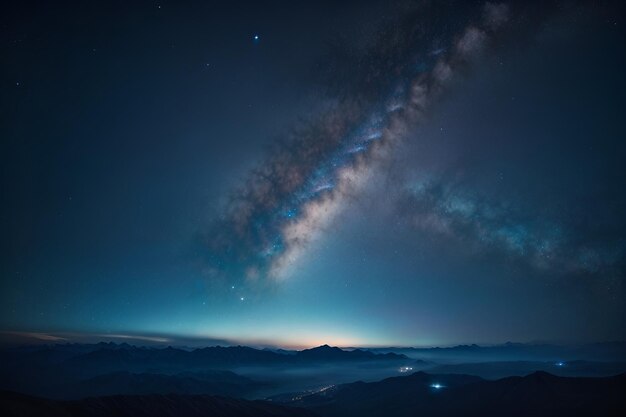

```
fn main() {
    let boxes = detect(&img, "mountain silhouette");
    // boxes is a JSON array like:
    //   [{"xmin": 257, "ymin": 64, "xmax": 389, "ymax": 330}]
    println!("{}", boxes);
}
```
[
  {"xmin": 0, "ymin": 343, "xmax": 407, "ymax": 399},
  {"xmin": 283, "ymin": 371, "xmax": 626, "ymax": 417},
  {"xmin": 295, "ymin": 345, "xmax": 405, "ymax": 362},
  {"xmin": 0, "ymin": 391, "xmax": 318, "ymax": 417}
]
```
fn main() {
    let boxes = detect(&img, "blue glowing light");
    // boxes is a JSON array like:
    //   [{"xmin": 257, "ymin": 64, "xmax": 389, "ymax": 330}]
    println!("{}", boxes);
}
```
[
  {"xmin": 556, "ymin": 361, "xmax": 565, "ymax": 366},
  {"xmin": 430, "ymin": 383, "xmax": 444, "ymax": 389}
]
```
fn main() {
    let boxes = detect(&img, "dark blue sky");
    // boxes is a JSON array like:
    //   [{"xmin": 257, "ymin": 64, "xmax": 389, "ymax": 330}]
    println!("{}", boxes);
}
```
[{"xmin": 1, "ymin": 1, "xmax": 625, "ymax": 348}]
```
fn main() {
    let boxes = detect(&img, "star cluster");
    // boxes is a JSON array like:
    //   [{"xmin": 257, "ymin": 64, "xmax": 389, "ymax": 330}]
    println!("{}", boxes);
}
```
[{"xmin": 201, "ymin": 2, "xmax": 512, "ymax": 284}]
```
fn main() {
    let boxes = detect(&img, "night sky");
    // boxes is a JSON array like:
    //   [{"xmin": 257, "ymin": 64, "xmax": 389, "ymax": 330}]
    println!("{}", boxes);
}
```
[{"xmin": 2, "ymin": 1, "xmax": 625, "ymax": 348}]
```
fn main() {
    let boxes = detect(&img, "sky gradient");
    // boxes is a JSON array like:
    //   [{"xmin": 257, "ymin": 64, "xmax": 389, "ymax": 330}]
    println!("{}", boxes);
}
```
[{"xmin": 2, "ymin": 1, "xmax": 625, "ymax": 348}]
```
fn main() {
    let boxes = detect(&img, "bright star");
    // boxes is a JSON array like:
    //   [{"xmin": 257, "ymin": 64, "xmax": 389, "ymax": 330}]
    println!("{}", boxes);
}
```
[{"xmin": 253, "ymin": 35, "xmax": 259, "ymax": 41}]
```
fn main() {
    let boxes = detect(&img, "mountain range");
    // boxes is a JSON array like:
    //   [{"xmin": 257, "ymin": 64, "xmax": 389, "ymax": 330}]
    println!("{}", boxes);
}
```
[
  {"xmin": 362, "ymin": 341, "xmax": 626, "ymax": 362},
  {"xmin": 0, "ymin": 343, "xmax": 408, "ymax": 399},
  {"xmin": 3, "ymin": 371, "xmax": 625, "ymax": 417}
]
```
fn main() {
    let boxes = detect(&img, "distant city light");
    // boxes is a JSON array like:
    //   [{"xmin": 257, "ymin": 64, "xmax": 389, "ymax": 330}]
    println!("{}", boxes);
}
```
[
  {"xmin": 556, "ymin": 361, "xmax": 565, "ymax": 366},
  {"xmin": 430, "ymin": 383, "xmax": 445, "ymax": 389},
  {"xmin": 399, "ymin": 366, "xmax": 413, "ymax": 373}
]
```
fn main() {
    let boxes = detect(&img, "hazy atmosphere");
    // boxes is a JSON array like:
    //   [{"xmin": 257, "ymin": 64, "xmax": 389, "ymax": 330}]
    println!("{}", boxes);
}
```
[{"xmin": 2, "ymin": 2, "xmax": 626, "ymax": 416}]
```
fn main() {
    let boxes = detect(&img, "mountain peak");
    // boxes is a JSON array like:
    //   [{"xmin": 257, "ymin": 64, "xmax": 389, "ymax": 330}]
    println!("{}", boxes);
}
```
[
  {"xmin": 302, "ymin": 344, "xmax": 341, "ymax": 352},
  {"xmin": 526, "ymin": 370, "xmax": 557, "ymax": 379}
]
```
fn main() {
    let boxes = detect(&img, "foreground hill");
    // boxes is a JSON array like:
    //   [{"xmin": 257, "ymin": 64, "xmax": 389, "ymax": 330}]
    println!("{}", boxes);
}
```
[
  {"xmin": 0, "ymin": 391, "xmax": 317, "ymax": 417},
  {"xmin": 4, "ymin": 371, "xmax": 625, "ymax": 416},
  {"xmin": 282, "ymin": 371, "xmax": 626, "ymax": 417}
]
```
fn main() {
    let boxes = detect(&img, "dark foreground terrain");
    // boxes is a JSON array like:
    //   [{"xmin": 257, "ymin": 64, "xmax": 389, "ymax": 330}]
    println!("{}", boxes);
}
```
[
  {"xmin": 2, "ymin": 371, "xmax": 625, "ymax": 417},
  {"xmin": 279, "ymin": 371, "xmax": 626, "ymax": 417},
  {"xmin": 0, "ymin": 391, "xmax": 316, "ymax": 417}
]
